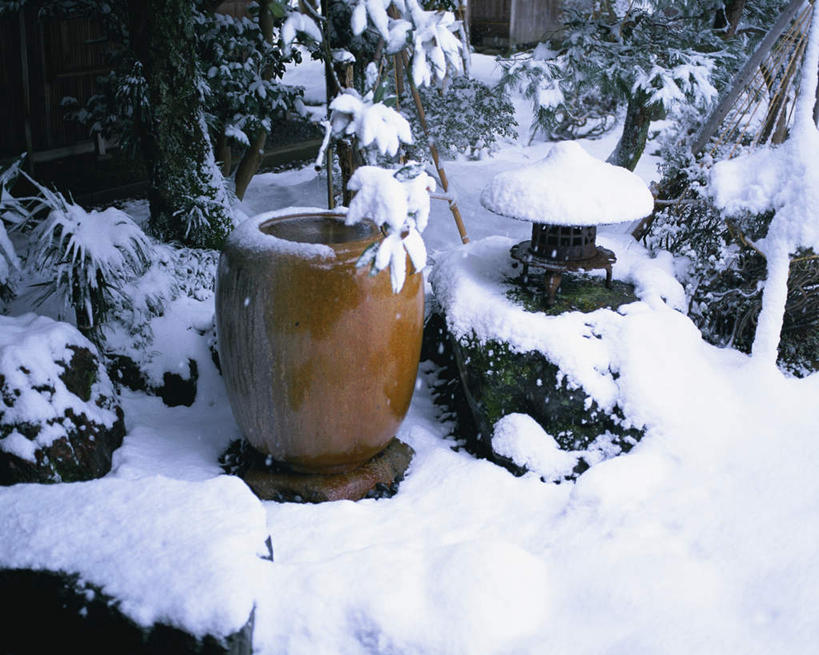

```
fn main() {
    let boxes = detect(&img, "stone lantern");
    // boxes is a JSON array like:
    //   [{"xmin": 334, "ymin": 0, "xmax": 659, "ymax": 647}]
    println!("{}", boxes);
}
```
[{"xmin": 481, "ymin": 141, "xmax": 654, "ymax": 306}]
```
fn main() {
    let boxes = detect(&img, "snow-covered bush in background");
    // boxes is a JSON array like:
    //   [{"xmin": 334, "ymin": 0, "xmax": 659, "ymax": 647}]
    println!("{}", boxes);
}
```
[
  {"xmin": 646, "ymin": 3, "xmax": 819, "ymax": 375},
  {"xmin": 195, "ymin": 8, "xmax": 305, "ymax": 164},
  {"xmin": 63, "ymin": 4, "xmax": 304, "ymax": 175},
  {"xmin": 498, "ymin": 0, "xmax": 735, "ymax": 168},
  {"xmin": 402, "ymin": 77, "xmax": 517, "ymax": 161}
]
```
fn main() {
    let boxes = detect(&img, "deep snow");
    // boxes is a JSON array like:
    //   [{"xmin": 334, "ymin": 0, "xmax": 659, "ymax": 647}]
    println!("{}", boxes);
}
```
[{"xmin": 1, "ymin": 54, "xmax": 819, "ymax": 653}]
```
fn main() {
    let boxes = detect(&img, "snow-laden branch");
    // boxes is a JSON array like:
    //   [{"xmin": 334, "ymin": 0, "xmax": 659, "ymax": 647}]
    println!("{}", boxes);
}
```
[
  {"xmin": 329, "ymin": 89, "xmax": 413, "ymax": 157},
  {"xmin": 709, "ymin": 4, "xmax": 819, "ymax": 367},
  {"xmin": 346, "ymin": 165, "xmax": 435, "ymax": 292}
]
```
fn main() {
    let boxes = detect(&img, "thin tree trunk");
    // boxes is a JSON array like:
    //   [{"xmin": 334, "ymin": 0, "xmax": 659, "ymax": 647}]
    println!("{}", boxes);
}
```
[
  {"xmin": 607, "ymin": 92, "xmax": 655, "ymax": 171},
  {"xmin": 128, "ymin": 0, "xmax": 233, "ymax": 249},
  {"xmin": 233, "ymin": 5, "xmax": 275, "ymax": 200},
  {"xmin": 215, "ymin": 128, "xmax": 232, "ymax": 177}
]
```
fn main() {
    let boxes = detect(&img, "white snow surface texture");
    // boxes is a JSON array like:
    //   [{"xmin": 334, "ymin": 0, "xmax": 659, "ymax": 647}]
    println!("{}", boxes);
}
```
[
  {"xmin": 1, "ymin": 54, "xmax": 818, "ymax": 654},
  {"xmin": 480, "ymin": 141, "xmax": 654, "ymax": 225},
  {"xmin": 0, "ymin": 475, "xmax": 269, "ymax": 638}
]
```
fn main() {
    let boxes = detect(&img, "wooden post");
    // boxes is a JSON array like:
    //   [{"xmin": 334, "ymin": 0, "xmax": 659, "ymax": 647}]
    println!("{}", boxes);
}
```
[{"xmin": 400, "ymin": 52, "xmax": 469, "ymax": 244}]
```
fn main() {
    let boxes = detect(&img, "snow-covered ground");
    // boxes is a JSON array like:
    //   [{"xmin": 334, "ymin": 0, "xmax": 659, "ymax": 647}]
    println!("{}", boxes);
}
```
[{"xmin": 3, "ymin": 54, "xmax": 819, "ymax": 653}]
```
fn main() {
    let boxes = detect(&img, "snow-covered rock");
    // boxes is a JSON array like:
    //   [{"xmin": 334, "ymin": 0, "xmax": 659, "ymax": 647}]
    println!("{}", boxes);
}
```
[{"xmin": 0, "ymin": 314, "xmax": 124, "ymax": 484}]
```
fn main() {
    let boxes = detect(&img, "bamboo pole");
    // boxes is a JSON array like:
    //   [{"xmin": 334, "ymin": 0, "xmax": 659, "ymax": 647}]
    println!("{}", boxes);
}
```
[
  {"xmin": 690, "ymin": 0, "xmax": 806, "ymax": 154},
  {"xmin": 399, "ymin": 51, "xmax": 469, "ymax": 244}
]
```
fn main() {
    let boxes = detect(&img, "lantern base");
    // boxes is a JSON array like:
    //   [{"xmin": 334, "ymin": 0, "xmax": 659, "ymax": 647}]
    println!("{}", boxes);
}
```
[{"xmin": 510, "ymin": 241, "xmax": 616, "ymax": 307}]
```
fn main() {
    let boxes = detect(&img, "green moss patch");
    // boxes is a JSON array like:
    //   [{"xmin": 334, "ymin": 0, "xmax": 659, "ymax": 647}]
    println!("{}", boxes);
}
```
[{"xmin": 506, "ymin": 272, "xmax": 637, "ymax": 315}]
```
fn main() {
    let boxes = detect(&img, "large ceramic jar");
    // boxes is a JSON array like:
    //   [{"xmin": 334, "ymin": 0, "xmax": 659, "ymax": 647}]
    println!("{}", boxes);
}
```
[{"xmin": 216, "ymin": 208, "xmax": 424, "ymax": 474}]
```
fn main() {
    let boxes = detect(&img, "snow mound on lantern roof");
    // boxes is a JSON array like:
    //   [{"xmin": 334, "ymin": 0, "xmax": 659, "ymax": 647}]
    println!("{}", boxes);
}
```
[
  {"xmin": 480, "ymin": 141, "xmax": 654, "ymax": 226},
  {"xmin": 0, "ymin": 475, "xmax": 269, "ymax": 639},
  {"xmin": 227, "ymin": 207, "xmax": 345, "ymax": 260}
]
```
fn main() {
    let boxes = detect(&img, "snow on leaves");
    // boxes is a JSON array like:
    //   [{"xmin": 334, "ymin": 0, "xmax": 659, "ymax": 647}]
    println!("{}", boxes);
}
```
[
  {"xmin": 346, "ymin": 165, "xmax": 435, "ymax": 292},
  {"xmin": 281, "ymin": 12, "xmax": 322, "ymax": 55},
  {"xmin": 28, "ymin": 186, "xmax": 152, "ymax": 331},
  {"xmin": 329, "ymin": 89, "xmax": 413, "ymax": 158}
]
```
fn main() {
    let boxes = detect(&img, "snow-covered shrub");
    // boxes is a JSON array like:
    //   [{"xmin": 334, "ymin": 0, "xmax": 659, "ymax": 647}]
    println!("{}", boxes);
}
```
[
  {"xmin": 0, "ymin": 157, "xmax": 26, "ymax": 301},
  {"xmin": 103, "ymin": 242, "xmax": 218, "ymax": 406},
  {"xmin": 195, "ymin": 8, "xmax": 304, "ymax": 157},
  {"xmin": 27, "ymin": 183, "xmax": 153, "ymax": 340},
  {"xmin": 649, "ymin": 148, "xmax": 818, "ymax": 376},
  {"xmin": 285, "ymin": 0, "xmax": 464, "ymax": 291},
  {"xmin": 402, "ymin": 77, "xmax": 517, "ymax": 160},
  {"xmin": 498, "ymin": 1, "xmax": 736, "ymax": 166},
  {"xmin": 62, "ymin": 4, "xmax": 303, "ymax": 176}
]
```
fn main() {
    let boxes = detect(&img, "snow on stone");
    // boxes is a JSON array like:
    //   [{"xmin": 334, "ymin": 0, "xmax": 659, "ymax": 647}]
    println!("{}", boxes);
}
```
[
  {"xmin": 480, "ymin": 141, "xmax": 654, "ymax": 225},
  {"xmin": 430, "ymin": 236, "xmax": 684, "ymax": 413},
  {"xmin": 0, "ymin": 475, "xmax": 269, "ymax": 638},
  {"xmin": 0, "ymin": 314, "xmax": 119, "ymax": 460},
  {"xmin": 710, "ymin": 4, "xmax": 819, "ymax": 365},
  {"xmin": 492, "ymin": 413, "xmax": 578, "ymax": 479},
  {"xmin": 225, "ymin": 206, "xmax": 339, "ymax": 260}
]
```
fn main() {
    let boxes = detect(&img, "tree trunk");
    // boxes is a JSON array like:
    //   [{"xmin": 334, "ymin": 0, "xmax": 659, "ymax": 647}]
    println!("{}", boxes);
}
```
[
  {"xmin": 233, "ymin": 5, "xmax": 275, "ymax": 200},
  {"xmin": 128, "ymin": 0, "xmax": 233, "ymax": 249},
  {"xmin": 607, "ymin": 92, "xmax": 655, "ymax": 172},
  {"xmin": 215, "ymin": 128, "xmax": 232, "ymax": 178},
  {"xmin": 713, "ymin": 0, "xmax": 746, "ymax": 38}
]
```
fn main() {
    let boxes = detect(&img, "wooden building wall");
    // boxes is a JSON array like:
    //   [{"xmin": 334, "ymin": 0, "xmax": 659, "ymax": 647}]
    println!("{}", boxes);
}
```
[
  {"xmin": 0, "ymin": 9, "xmax": 108, "ymax": 160},
  {"xmin": 0, "ymin": 2, "xmax": 247, "ymax": 162},
  {"xmin": 470, "ymin": 0, "xmax": 561, "ymax": 48}
]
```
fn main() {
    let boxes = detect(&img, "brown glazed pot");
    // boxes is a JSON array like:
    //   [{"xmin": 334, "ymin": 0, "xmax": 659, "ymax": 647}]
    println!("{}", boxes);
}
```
[{"xmin": 216, "ymin": 210, "xmax": 424, "ymax": 474}]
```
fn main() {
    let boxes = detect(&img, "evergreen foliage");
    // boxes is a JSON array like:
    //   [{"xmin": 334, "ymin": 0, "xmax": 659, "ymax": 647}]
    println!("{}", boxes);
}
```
[
  {"xmin": 196, "ymin": 9, "xmax": 304, "ymax": 158},
  {"xmin": 402, "ymin": 77, "xmax": 517, "ymax": 161},
  {"xmin": 498, "ymin": 1, "xmax": 748, "ymax": 167}
]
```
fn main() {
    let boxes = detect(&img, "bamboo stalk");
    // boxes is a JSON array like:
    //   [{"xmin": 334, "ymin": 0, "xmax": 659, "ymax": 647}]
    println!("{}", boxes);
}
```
[{"xmin": 399, "ymin": 51, "xmax": 469, "ymax": 244}]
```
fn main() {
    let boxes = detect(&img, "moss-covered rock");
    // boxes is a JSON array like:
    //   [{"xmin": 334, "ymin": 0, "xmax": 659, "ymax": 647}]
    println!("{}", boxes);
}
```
[
  {"xmin": 428, "ymin": 238, "xmax": 647, "ymax": 478},
  {"xmin": 452, "ymin": 334, "xmax": 641, "ymax": 454},
  {"xmin": 428, "ymin": 278, "xmax": 643, "ymax": 476},
  {"xmin": 507, "ymin": 271, "xmax": 637, "ymax": 315}
]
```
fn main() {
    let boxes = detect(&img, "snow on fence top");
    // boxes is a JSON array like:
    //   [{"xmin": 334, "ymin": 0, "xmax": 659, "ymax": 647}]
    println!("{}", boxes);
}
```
[{"xmin": 480, "ymin": 141, "xmax": 654, "ymax": 226}]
